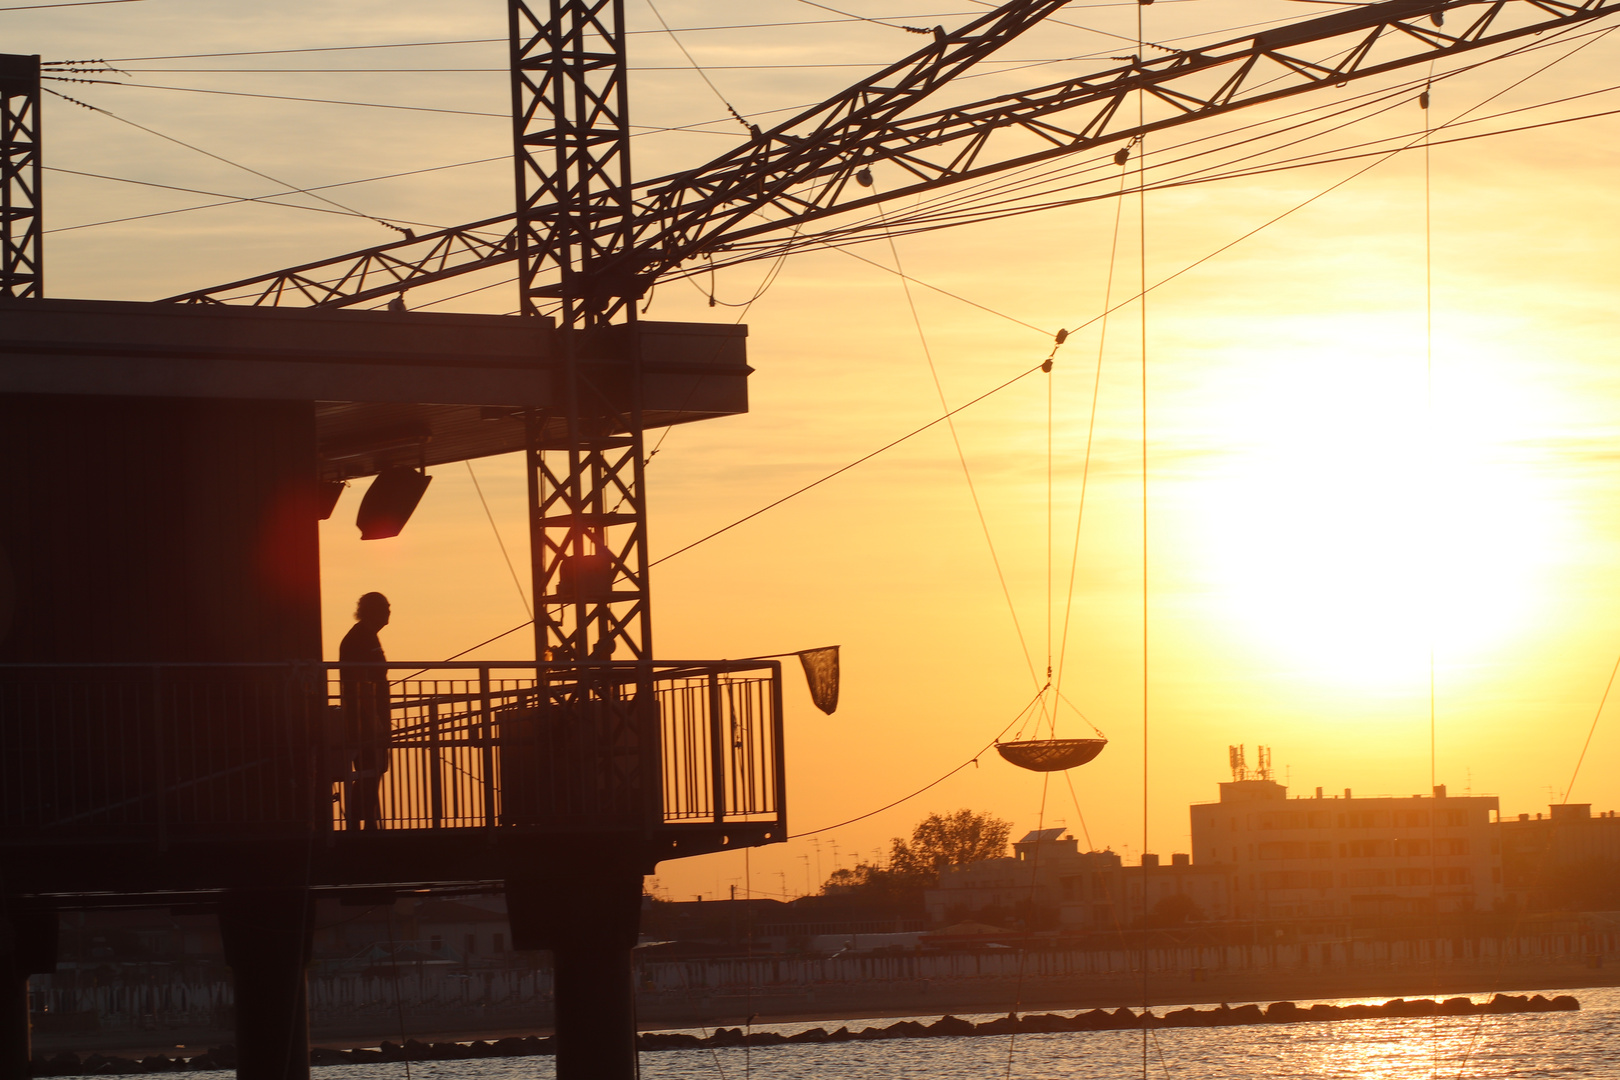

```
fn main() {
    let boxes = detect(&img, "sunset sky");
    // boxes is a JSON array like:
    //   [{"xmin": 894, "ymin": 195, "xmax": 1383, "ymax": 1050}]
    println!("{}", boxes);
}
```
[{"xmin": 9, "ymin": 0, "xmax": 1620, "ymax": 902}]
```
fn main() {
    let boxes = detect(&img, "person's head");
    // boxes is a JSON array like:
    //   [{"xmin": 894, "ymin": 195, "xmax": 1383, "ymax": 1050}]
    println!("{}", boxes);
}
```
[{"xmin": 355, "ymin": 592, "xmax": 390, "ymax": 628}]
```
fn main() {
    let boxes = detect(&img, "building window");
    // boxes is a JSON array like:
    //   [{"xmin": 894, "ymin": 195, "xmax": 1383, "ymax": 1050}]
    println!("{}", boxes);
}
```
[
  {"xmin": 1260, "ymin": 871, "xmax": 1309, "ymax": 889},
  {"xmin": 465, "ymin": 933, "xmax": 477, "ymax": 956},
  {"xmin": 1259, "ymin": 842, "xmax": 1306, "ymax": 860},
  {"xmin": 494, "ymin": 933, "xmax": 505, "ymax": 952},
  {"xmin": 1309, "ymin": 842, "xmax": 1331, "ymax": 859},
  {"xmin": 430, "ymin": 935, "xmax": 443, "ymax": 952},
  {"xmin": 1395, "ymin": 839, "xmax": 1430, "ymax": 857}
]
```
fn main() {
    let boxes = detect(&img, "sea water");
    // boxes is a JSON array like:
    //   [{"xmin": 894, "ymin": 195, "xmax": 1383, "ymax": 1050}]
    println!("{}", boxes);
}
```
[{"xmin": 308, "ymin": 986, "xmax": 1620, "ymax": 1080}]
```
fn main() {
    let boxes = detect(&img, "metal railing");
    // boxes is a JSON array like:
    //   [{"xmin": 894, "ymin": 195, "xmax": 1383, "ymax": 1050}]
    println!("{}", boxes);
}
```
[{"xmin": 0, "ymin": 660, "xmax": 782, "ymax": 839}]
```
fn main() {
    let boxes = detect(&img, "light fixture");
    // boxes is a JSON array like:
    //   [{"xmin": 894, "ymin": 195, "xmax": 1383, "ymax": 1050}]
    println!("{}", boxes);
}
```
[{"xmin": 356, "ymin": 467, "xmax": 432, "ymax": 540}]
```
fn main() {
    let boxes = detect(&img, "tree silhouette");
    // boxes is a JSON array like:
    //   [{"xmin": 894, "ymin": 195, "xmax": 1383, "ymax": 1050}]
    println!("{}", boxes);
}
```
[{"xmin": 888, "ymin": 809, "xmax": 1012, "ymax": 879}]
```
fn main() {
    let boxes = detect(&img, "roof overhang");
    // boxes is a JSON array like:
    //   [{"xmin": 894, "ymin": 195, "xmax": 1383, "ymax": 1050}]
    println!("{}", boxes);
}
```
[{"xmin": 0, "ymin": 297, "xmax": 749, "ymax": 478}]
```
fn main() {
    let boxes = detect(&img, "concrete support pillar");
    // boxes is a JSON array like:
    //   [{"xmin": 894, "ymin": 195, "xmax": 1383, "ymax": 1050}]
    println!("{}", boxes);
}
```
[
  {"xmin": 0, "ymin": 907, "xmax": 56, "ymax": 1080},
  {"xmin": 508, "ymin": 860, "xmax": 643, "ymax": 1080},
  {"xmin": 219, "ymin": 891, "xmax": 313, "ymax": 1080}
]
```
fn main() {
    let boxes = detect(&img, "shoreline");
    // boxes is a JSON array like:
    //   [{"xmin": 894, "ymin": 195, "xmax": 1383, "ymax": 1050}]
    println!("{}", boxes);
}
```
[
  {"xmin": 34, "ymin": 961, "xmax": 1620, "ymax": 1062},
  {"xmin": 29, "ymin": 991, "xmax": 1589, "ymax": 1072}
]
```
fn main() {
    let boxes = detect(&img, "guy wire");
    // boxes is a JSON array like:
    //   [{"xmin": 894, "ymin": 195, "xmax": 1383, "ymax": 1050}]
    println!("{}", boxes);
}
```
[
  {"xmin": 1136, "ymin": 0, "xmax": 1151, "ymax": 1074},
  {"xmin": 874, "ymin": 192, "xmax": 1043, "ymax": 691}
]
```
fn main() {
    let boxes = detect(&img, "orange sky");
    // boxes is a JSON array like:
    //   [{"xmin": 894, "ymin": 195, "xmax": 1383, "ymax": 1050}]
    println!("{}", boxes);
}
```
[{"xmin": 12, "ymin": 0, "xmax": 1620, "ymax": 902}]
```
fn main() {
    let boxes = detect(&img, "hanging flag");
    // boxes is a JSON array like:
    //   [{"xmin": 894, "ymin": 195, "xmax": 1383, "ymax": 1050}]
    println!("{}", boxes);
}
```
[{"xmin": 796, "ymin": 646, "xmax": 840, "ymax": 715}]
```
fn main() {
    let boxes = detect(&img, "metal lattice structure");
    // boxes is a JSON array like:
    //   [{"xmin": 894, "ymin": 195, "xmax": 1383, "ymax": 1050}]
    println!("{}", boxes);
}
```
[
  {"xmin": 511, "ymin": 0, "xmax": 653, "ymax": 675},
  {"xmin": 163, "ymin": 0, "xmax": 1620, "ymax": 311},
  {"xmin": 0, "ymin": 54, "xmax": 41, "ymax": 299}
]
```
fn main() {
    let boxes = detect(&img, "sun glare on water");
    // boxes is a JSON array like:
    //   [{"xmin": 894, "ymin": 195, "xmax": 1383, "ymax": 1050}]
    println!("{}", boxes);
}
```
[{"xmin": 1176, "ymin": 314, "xmax": 1568, "ymax": 690}]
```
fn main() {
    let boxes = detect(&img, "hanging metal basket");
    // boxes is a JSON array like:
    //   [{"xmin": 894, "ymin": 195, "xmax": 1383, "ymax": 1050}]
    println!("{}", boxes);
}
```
[{"xmin": 995, "ymin": 738, "xmax": 1107, "ymax": 772}]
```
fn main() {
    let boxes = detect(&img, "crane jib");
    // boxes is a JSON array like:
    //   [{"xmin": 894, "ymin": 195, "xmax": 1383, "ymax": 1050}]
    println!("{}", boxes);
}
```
[
  {"xmin": 164, "ymin": 0, "xmax": 1620, "ymax": 308},
  {"xmin": 1257, "ymin": 0, "xmax": 1472, "ymax": 50}
]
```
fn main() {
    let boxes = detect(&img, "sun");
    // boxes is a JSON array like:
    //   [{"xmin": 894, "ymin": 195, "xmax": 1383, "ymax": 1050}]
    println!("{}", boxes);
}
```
[{"xmin": 1172, "ymin": 312, "xmax": 1568, "ymax": 689}]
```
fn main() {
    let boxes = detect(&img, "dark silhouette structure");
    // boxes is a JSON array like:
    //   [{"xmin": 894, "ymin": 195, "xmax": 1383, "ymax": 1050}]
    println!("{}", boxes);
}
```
[
  {"xmin": 6, "ymin": 0, "xmax": 1620, "ymax": 1075},
  {"xmin": 0, "ymin": 290, "xmax": 777, "ymax": 1080}
]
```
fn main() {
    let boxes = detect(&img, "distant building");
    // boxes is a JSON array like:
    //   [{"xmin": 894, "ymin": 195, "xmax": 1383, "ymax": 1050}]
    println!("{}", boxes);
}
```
[
  {"xmin": 926, "ymin": 829, "xmax": 1229, "ymax": 930},
  {"xmin": 1499, "ymin": 803, "xmax": 1620, "ymax": 911},
  {"xmin": 414, "ymin": 898, "xmax": 511, "ymax": 961},
  {"xmin": 1189, "ymin": 773, "xmax": 1502, "ymax": 919}
]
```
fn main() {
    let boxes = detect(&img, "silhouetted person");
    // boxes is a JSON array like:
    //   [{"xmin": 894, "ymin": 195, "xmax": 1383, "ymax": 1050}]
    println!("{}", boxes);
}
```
[{"xmin": 340, "ymin": 592, "xmax": 391, "ymax": 830}]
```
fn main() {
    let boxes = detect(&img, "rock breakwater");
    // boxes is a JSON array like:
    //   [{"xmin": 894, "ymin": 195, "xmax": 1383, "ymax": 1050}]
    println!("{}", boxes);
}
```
[{"xmin": 28, "ymin": 992, "xmax": 1579, "ymax": 1073}]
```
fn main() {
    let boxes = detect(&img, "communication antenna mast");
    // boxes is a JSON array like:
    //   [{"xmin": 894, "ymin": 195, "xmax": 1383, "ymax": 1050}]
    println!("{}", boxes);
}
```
[
  {"xmin": 1228, "ymin": 744, "xmax": 1247, "ymax": 782},
  {"xmin": 1257, "ymin": 745, "xmax": 1273, "ymax": 781}
]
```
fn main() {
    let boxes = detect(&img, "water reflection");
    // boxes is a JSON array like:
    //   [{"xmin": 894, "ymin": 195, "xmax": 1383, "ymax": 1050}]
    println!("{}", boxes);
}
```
[{"xmin": 306, "ymin": 986, "xmax": 1616, "ymax": 1080}]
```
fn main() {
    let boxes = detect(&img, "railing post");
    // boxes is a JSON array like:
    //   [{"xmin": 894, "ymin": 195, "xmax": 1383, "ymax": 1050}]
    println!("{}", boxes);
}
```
[
  {"xmin": 770, "ymin": 661, "xmax": 786, "ymax": 833},
  {"xmin": 638, "ymin": 662, "xmax": 659, "ymax": 831},
  {"xmin": 479, "ymin": 667, "xmax": 496, "ymax": 828},
  {"xmin": 428, "ymin": 699, "xmax": 443, "ymax": 829},
  {"xmin": 707, "ymin": 671, "xmax": 723, "ymax": 826}
]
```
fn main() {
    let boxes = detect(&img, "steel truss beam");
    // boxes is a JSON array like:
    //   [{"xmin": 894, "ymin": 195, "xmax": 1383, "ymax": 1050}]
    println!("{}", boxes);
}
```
[
  {"xmin": 0, "ymin": 54, "xmax": 42, "ymax": 299},
  {"xmin": 511, "ymin": 0, "xmax": 652, "ymax": 680},
  {"xmin": 167, "ymin": 0, "xmax": 1620, "ymax": 311}
]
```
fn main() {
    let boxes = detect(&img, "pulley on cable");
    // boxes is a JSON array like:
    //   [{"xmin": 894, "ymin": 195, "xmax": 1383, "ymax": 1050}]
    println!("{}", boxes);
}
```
[{"xmin": 993, "ymin": 327, "xmax": 1108, "ymax": 774}]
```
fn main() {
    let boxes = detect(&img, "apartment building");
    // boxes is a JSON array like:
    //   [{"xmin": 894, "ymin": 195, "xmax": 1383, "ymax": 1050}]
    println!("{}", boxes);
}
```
[
  {"xmin": 1190, "ymin": 773, "xmax": 1502, "ymax": 919},
  {"xmin": 1499, "ymin": 802, "xmax": 1620, "ymax": 910}
]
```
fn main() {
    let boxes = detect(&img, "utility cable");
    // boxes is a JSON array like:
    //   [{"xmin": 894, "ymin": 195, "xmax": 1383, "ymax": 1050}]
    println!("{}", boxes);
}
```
[
  {"xmin": 960, "ymin": 0, "xmax": 1176, "ymax": 53},
  {"xmin": 1003, "ymin": 771, "xmax": 1052, "ymax": 1079},
  {"xmin": 82, "ymin": 60, "xmax": 1055, "ymax": 72},
  {"xmin": 809, "ymin": 242, "xmax": 1049, "ymax": 334},
  {"xmin": 789, "ymin": 0, "xmax": 935, "ymax": 34},
  {"xmin": 644, "ymin": 0, "xmax": 755, "ymax": 132},
  {"xmin": 44, "ymin": 159, "xmax": 501, "ymax": 234},
  {"xmin": 1054, "ymin": 158, "xmax": 1130, "ymax": 710},
  {"xmin": 650, "ymin": 361, "xmax": 1046, "ymax": 566},
  {"xmin": 41, "ymin": 88, "xmax": 415, "ymax": 238},
  {"xmin": 0, "ymin": 0, "xmax": 140, "ymax": 9},
  {"xmin": 688, "ymin": 24, "xmax": 1614, "ymax": 271},
  {"xmin": 465, "ymin": 461, "xmax": 531, "ymax": 619},
  {"xmin": 1135, "ymin": 2, "xmax": 1150, "ymax": 1073},
  {"xmin": 787, "ymin": 687, "xmax": 1042, "ymax": 838},
  {"xmin": 1421, "ymin": 73, "xmax": 1444, "ymax": 1080},
  {"xmin": 383, "ymin": 903, "xmax": 415, "ymax": 1080},
  {"xmin": 47, "ymin": 77, "xmax": 508, "ymax": 117},
  {"xmin": 375, "ymin": 275, "xmax": 518, "ymax": 312},
  {"xmin": 1563, "ymin": 649, "xmax": 1620, "ymax": 803},
  {"xmin": 395, "ymin": 39, "xmax": 1617, "ymax": 671},
  {"xmin": 878, "ymin": 197, "xmax": 1042, "ymax": 690},
  {"xmin": 397, "ymin": 121, "xmax": 1510, "ymax": 678},
  {"xmin": 643, "ymin": 240, "xmax": 798, "ymax": 465},
  {"xmin": 402, "ymin": 367, "xmax": 1045, "ymax": 666},
  {"xmin": 1062, "ymin": 769, "xmax": 1094, "ymax": 850}
]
